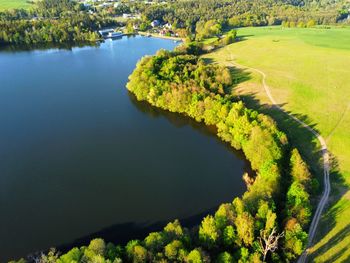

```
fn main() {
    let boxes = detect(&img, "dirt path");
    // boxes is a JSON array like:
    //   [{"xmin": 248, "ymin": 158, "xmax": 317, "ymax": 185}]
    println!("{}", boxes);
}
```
[{"xmin": 226, "ymin": 57, "xmax": 330, "ymax": 263}]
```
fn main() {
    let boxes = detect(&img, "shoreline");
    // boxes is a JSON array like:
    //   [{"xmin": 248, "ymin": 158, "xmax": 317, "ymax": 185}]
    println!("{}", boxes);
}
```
[{"xmin": 137, "ymin": 31, "xmax": 183, "ymax": 41}]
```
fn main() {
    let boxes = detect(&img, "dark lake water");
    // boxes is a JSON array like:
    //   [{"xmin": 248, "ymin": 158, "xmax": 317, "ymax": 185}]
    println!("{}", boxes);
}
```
[{"xmin": 0, "ymin": 36, "xmax": 247, "ymax": 262}]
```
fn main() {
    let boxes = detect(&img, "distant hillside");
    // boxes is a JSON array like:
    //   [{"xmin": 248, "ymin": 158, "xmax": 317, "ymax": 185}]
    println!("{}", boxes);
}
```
[{"xmin": 144, "ymin": 0, "xmax": 350, "ymax": 27}]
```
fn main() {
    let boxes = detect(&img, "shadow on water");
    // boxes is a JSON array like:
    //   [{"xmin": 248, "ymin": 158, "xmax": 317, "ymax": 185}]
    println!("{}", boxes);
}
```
[
  {"xmin": 127, "ymin": 92, "xmax": 253, "ymax": 175},
  {"xmin": 25, "ymin": 208, "xmax": 217, "ymax": 261},
  {"xmin": 0, "ymin": 35, "xmax": 138, "ymax": 53},
  {"xmin": 64, "ymin": 208, "xmax": 216, "ymax": 248},
  {"xmin": 0, "ymin": 42, "xmax": 101, "ymax": 53}
]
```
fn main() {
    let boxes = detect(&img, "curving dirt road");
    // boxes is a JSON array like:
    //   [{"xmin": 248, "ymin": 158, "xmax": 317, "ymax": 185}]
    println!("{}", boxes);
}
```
[{"xmin": 226, "ymin": 57, "xmax": 330, "ymax": 263}]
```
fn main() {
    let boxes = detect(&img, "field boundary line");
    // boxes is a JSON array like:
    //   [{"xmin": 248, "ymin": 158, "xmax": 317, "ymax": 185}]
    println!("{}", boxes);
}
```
[
  {"xmin": 225, "ymin": 55, "xmax": 330, "ymax": 263},
  {"xmin": 326, "ymin": 103, "xmax": 350, "ymax": 142}
]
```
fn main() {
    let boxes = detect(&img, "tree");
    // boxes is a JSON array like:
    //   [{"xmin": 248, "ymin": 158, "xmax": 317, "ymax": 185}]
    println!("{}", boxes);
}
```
[
  {"xmin": 57, "ymin": 248, "xmax": 82, "ymax": 263},
  {"xmin": 215, "ymin": 203, "xmax": 234, "ymax": 230},
  {"xmin": 234, "ymin": 212, "xmax": 255, "ymax": 246},
  {"xmin": 88, "ymin": 238, "xmax": 106, "ymax": 256},
  {"xmin": 199, "ymin": 215, "xmax": 220, "ymax": 249},
  {"xmin": 39, "ymin": 248, "xmax": 60, "ymax": 263},
  {"xmin": 286, "ymin": 182, "xmax": 311, "ymax": 226},
  {"xmin": 297, "ymin": 21, "xmax": 305, "ymax": 28},
  {"xmin": 164, "ymin": 240, "xmax": 183, "ymax": 260},
  {"xmin": 307, "ymin": 19, "xmax": 316, "ymax": 27},
  {"xmin": 223, "ymin": 225, "xmax": 236, "ymax": 247},
  {"xmin": 258, "ymin": 228, "xmax": 284, "ymax": 261},
  {"xmin": 163, "ymin": 219, "xmax": 184, "ymax": 241},
  {"xmin": 187, "ymin": 249, "xmax": 204, "ymax": 263},
  {"xmin": 144, "ymin": 232, "xmax": 165, "ymax": 252},
  {"xmin": 221, "ymin": 30, "xmax": 237, "ymax": 46},
  {"xmin": 105, "ymin": 243, "xmax": 123, "ymax": 261},
  {"xmin": 132, "ymin": 245, "xmax": 148, "ymax": 263},
  {"xmin": 290, "ymin": 148, "xmax": 311, "ymax": 185},
  {"xmin": 125, "ymin": 240, "xmax": 141, "ymax": 260},
  {"xmin": 125, "ymin": 21, "xmax": 135, "ymax": 34},
  {"xmin": 283, "ymin": 219, "xmax": 308, "ymax": 260},
  {"xmin": 216, "ymin": 251, "xmax": 233, "ymax": 263}
]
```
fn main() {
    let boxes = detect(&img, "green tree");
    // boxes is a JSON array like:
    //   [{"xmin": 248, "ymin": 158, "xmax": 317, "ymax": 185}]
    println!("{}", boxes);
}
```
[
  {"xmin": 88, "ymin": 238, "xmax": 106, "ymax": 256},
  {"xmin": 144, "ymin": 232, "xmax": 165, "ymax": 252},
  {"xmin": 57, "ymin": 247, "xmax": 82, "ymax": 263},
  {"xmin": 307, "ymin": 19, "xmax": 316, "ymax": 27},
  {"xmin": 223, "ymin": 225, "xmax": 236, "ymax": 247},
  {"xmin": 216, "ymin": 251, "xmax": 233, "ymax": 263},
  {"xmin": 290, "ymin": 148, "xmax": 311, "ymax": 185},
  {"xmin": 199, "ymin": 215, "xmax": 220, "ymax": 249},
  {"xmin": 163, "ymin": 219, "xmax": 184, "ymax": 241},
  {"xmin": 132, "ymin": 245, "xmax": 148, "ymax": 263},
  {"xmin": 187, "ymin": 249, "xmax": 204, "ymax": 263},
  {"xmin": 235, "ymin": 212, "xmax": 255, "ymax": 246},
  {"xmin": 164, "ymin": 240, "xmax": 183, "ymax": 260}
]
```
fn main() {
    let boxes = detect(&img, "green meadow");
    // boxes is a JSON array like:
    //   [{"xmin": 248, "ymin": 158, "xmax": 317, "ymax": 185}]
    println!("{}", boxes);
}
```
[
  {"xmin": 205, "ymin": 26, "xmax": 350, "ymax": 262},
  {"xmin": 0, "ymin": 0, "xmax": 32, "ymax": 10}
]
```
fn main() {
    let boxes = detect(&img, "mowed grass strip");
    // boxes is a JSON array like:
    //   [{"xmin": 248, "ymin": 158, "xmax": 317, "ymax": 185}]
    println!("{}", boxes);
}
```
[
  {"xmin": 0, "ymin": 0, "xmax": 32, "ymax": 10},
  {"xmin": 204, "ymin": 26, "xmax": 350, "ymax": 261}
]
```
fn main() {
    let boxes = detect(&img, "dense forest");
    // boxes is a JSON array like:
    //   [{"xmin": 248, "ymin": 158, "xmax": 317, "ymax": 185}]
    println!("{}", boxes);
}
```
[
  {"xmin": 0, "ymin": 0, "xmax": 116, "ymax": 45},
  {"xmin": 1, "ymin": 0, "xmax": 349, "ymax": 45},
  {"xmin": 10, "ymin": 45, "xmax": 317, "ymax": 262},
  {"xmin": 139, "ymin": 0, "xmax": 349, "ymax": 32}
]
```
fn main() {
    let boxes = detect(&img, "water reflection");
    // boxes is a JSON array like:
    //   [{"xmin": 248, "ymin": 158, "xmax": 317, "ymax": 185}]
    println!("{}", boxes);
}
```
[{"xmin": 127, "ymin": 91, "xmax": 252, "ymax": 169}]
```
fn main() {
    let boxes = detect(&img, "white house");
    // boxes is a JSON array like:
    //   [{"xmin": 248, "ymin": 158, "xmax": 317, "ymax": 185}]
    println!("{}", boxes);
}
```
[
  {"xmin": 164, "ymin": 23, "xmax": 172, "ymax": 29},
  {"xmin": 151, "ymin": 20, "xmax": 160, "ymax": 27}
]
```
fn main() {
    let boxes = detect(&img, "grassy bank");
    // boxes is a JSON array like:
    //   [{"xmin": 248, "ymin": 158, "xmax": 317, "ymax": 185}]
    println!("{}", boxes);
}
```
[
  {"xmin": 204, "ymin": 26, "xmax": 350, "ymax": 262},
  {"xmin": 0, "ymin": 0, "xmax": 32, "ymax": 10}
]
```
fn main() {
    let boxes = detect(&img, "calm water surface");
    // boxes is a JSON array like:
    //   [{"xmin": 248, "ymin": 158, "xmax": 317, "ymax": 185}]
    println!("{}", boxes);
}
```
[{"xmin": 0, "ymin": 36, "xmax": 246, "ymax": 261}]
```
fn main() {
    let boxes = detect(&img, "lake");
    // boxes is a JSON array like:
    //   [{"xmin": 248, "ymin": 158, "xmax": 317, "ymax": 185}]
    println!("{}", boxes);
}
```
[{"xmin": 0, "ymin": 36, "xmax": 247, "ymax": 262}]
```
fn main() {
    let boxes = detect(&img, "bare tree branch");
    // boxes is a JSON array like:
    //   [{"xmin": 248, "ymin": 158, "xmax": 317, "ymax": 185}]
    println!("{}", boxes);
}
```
[{"xmin": 258, "ymin": 227, "xmax": 284, "ymax": 261}]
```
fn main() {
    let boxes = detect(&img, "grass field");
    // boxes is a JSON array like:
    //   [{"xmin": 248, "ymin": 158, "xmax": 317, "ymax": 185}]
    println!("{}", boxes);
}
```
[
  {"xmin": 205, "ymin": 26, "xmax": 350, "ymax": 262},
  {"xmin": 0, "ymin": 0, "xmax": 32, "ymax": 10}
]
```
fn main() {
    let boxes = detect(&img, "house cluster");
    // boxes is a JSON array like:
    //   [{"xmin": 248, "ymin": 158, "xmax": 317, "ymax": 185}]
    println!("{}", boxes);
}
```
[
  {"xmin": 149, "ymin": 21, "xmax": 178, "ymax": 37},
  {"xmin": 151, "ymin": 20, "xmax": 171, "ymax": 28},
  {"xmin": 123, "ymin": 13, "xmax": 141, "ymax": 19},
  {"xmin": 78, "ymin": 0, "xmax": 121, "ymax": 9}
]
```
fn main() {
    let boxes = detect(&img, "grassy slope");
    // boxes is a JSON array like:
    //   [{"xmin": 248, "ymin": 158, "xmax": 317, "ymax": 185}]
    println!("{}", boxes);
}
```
[
  {"xmin": 204, "ymin": 26, "xmax": 350, "ymax": 262},
  {"xmin": 0, "ymin": 0, "xmax": 32, "ymax": 10}
]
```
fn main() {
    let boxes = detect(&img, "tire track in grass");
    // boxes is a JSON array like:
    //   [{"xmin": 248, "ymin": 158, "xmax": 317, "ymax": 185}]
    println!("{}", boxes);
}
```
[{"xmin": 224, "ymin": 55, "xmax": 330, "ymax": 263}]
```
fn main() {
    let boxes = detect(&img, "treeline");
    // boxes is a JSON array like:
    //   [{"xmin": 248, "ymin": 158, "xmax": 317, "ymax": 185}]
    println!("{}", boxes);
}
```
[
  {"xmin": 0, "ymin": 15, "xmax": 100, "ymax": 45},
  {"xmin": 283, "ymin": 149, "xmax": 316, "ymax": 260},
  {"xmin": 0, "ymin": 0, "xmax": 116, "ymax": 46},
  {"xmin": 1, "ymin": 0, "xmax": 348, "ymax": 46},
  {"xmin": 281, "ymin": 20, "xmax": 316, "ymax": 28},
  {"xmin": 139, "ymin": 0, "xmax": 348, "ymax": 34}
]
